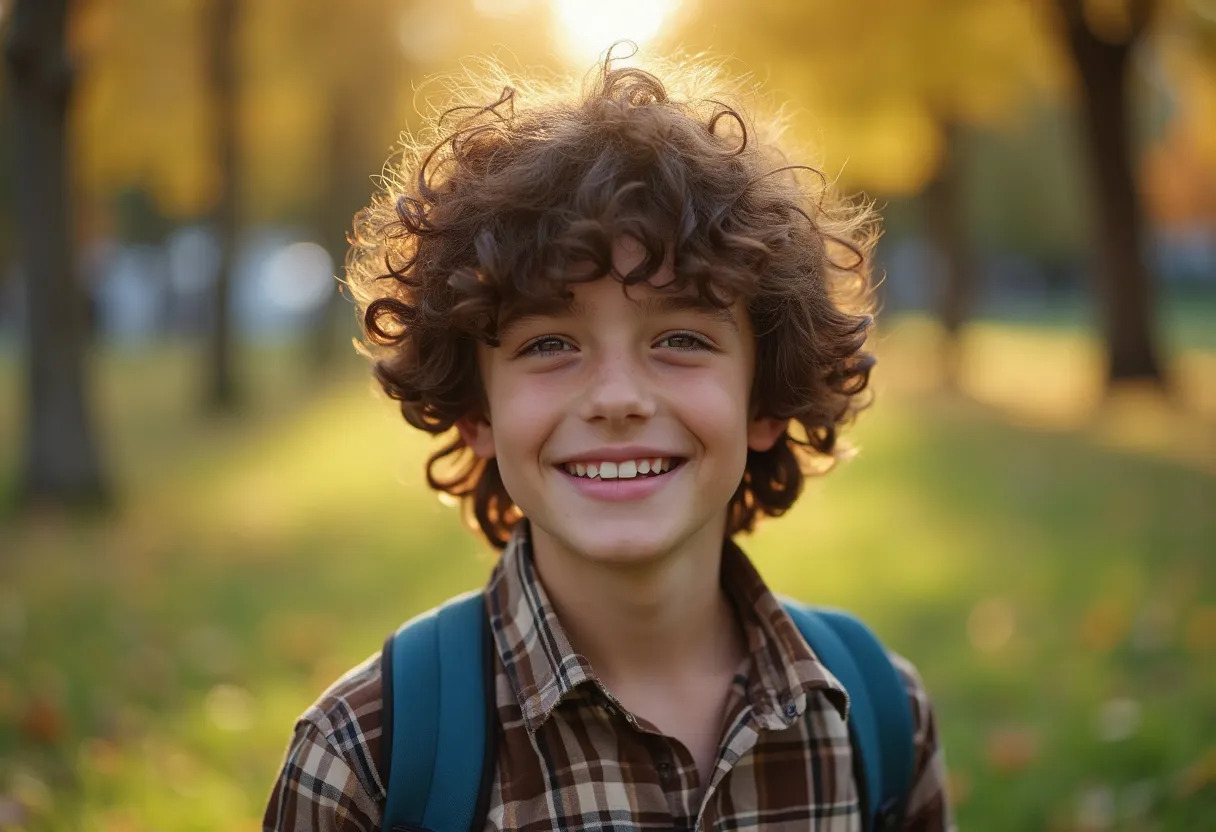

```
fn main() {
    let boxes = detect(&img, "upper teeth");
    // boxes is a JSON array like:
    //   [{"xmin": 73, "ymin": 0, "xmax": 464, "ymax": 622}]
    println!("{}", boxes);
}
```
[{"xmin": 564, "ymin": 457, "xmax": 672, "ymax": 479}]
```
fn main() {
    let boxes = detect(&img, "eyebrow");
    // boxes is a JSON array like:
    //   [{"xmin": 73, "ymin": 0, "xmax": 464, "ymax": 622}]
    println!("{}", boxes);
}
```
[
  {"xmin": 637, "ymin": 294, "xmax": 740, "ymax": 332},
  {"xmin": 499, "ymin": 292, "xmax": 739, "ymax": 335}
]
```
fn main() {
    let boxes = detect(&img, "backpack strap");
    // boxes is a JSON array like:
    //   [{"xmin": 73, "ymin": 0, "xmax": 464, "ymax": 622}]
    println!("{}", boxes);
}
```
[
  {"xmin": 781, "ymin": 601, "xmax": 915, "ymax": 832},
  {"xmin": 380, "ymin": 591, "xmax": 494, "ymax": 832}
]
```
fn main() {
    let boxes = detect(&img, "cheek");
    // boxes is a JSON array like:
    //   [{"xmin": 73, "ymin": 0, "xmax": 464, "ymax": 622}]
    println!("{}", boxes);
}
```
[
  {"xmin": 672, "ymin": 372, "xmax": 753, "ymax": 454},
  {"xmin": 485, "ymin": 387, "xmax": 553, "ymax": 507},
  {"xmin": 486, "ymin": 375, "xmax": 563, "ymax": 457}
]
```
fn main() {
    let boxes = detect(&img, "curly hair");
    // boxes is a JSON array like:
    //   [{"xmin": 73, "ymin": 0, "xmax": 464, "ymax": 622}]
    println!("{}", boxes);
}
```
[{"xmin": 347, "ymin": 49, "xmax": 877, "ymax": 548}]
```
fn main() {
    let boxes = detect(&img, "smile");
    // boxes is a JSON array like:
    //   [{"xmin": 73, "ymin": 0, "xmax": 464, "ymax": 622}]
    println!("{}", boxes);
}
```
[
  {"xmin": 559, "ymin": 457, "xmax": 681, "ymax": 480},
  {"xmin": 554, "ymin": 455, "xmax": 686, "ymax": 503}
]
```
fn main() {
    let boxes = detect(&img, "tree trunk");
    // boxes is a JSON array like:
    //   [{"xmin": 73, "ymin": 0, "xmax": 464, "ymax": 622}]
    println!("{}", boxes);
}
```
[
  {"xmin": 923, "ymin": 120, "xmax": 975, "ymax": 389},
  {"xmin": 204, "ymin": 0, "xmax": 240, "ymax": 411},
  {"xmin": 6, "ymin": 0, "xmax": 108, "ymax": 507},
  {"xmin": 1058, "ymin": 0, "xmax": 1164, "ymax": 387},
  {"xmin": 308, "ymin": 93, "xmax": 358, "ymax": 371}
]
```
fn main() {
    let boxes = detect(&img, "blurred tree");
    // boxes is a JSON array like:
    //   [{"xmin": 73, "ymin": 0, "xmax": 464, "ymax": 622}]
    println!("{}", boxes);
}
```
[
  {"xmin": 271, "ymin": 0, "xmax": 552, "ymax": 370},
  {"xmin": 113, "ymin": 186, "xmax": 172, "ymax": 244},
  {"xmin": 923, "ymin": 119, "xmax": 977, "ymax": 385},
  {"xmin": 686, "ymin": 0, "xmax": 1059, "ymax": 386},
  {"xmin": 0, "ymin": 80, "xmax": 11, "ymax": 324},
  {"xmin": 1055, "ymin": 0, "xmax": 1164, "ymax": 386},
  {"xmin": 298, "ymin": 0, "xmax": 406, "ymax": 371},
  {"xmin": 310, "ymin": 83, "xmax": 373, "ymax": 371},
  {"xmin": 227, "ymin": 0, "xmax": 424, "ymax": 371},
  {"xmin": 686, "ymin": 0, "xmax": 1196, "ymax": 390},
  {"xmin": 204, "ymin": 0, "xmax": 240, "ymax": 411},
  {"xmin": 956, "ymin": 101, "xmax": 1089, "ymax": 264},
  {"xmin": 65, "ymin": 0, "xmax": 559, "ymax": 378},
  {"xmin": 5, "ymin": 0, "xmax": 108, "ymax": 506},
  {"xmin": 72, "ymin": 0, "xmax": 215, "ymax": 224},
  {"xmin": 307, "ymin": 93, "xmax": 355, "ymax": 369}
]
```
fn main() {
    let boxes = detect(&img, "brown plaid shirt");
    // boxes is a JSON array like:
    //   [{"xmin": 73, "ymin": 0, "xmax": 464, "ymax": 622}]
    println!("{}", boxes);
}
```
[{"xmin": 264, "ymin": 526, "xmax": 954, "ymax": 831}]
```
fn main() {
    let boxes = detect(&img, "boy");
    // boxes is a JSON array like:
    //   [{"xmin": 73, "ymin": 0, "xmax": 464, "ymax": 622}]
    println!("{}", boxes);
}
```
[{"xmin": 265, "ymin": 53, "xmax": 953, "ymax": 831}]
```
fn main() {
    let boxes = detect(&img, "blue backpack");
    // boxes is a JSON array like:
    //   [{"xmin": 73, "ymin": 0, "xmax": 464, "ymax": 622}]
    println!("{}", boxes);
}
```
[{"xmin": 379, "ymin": 592, "xmax": 914, "ymax": 832}]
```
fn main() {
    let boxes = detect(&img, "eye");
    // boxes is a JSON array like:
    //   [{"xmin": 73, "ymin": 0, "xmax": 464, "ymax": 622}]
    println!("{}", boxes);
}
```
[
  {"xmin": 519, "ymin": 335, "xmax": 575, "ymax": 357},
  {"xmin": 655, "ymin": 331, "xmax": 711, "ymax": 351}
]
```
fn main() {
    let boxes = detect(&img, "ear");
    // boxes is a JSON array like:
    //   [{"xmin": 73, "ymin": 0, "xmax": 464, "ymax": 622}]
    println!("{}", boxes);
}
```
[
  {"xmin": 456, "ymin": 414, "xmax": 496, "ymax": 459},
  {"xmin": 746, "ymin": 415, "xmax": 788, "ymax": 453}
]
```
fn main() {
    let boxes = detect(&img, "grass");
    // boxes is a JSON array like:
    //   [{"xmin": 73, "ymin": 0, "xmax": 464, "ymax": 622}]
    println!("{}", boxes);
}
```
[{"xmin": 0, "ymin": 320, "xmax": 1213, "ymax": 830}]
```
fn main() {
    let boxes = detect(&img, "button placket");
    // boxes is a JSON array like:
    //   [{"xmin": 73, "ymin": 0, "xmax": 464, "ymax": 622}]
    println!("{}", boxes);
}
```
[{"xmin": 596, "ymin": 685, "xmax": 624, "ymax": 722}]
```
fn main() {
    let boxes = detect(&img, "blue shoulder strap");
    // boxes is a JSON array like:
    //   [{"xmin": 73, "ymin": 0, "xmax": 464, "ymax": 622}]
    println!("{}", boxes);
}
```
[
  {"xmin": 381, "ymin": 591, "xmax": 488, "ymax": 832},
  {"xmin": 781, "ymin": 601, "xmax": 915, "ymax": 832}
]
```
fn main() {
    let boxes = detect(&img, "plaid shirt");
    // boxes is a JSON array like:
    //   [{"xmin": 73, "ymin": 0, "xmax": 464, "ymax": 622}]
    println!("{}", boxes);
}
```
[{"xmin": 264, "ymin": 526, "xmax": 954, "ymax": 831}]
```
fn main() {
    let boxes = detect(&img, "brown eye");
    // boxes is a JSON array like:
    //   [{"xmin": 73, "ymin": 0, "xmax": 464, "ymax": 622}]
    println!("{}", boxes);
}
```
[
  {"xmin": 656, "ymin": 332, "xmax": 709, "ymax": 351},
  {"xmin": 521, "ymin": 336, "xmax": 574, "ymax": 356}
]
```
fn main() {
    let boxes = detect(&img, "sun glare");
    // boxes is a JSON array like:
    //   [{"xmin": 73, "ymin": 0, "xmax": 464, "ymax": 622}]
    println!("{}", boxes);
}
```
[{"xmin": 550, "ymin": 0, "xmax": 680, "ymax": 64}]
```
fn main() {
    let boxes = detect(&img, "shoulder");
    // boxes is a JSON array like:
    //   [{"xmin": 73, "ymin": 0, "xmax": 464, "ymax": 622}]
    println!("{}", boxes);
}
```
[
  {"xmin": 887, "ymin": 651, "xmax": 936, "ymax": 742},
  {"xmin": 263, "ymin": 652, "xmax": 387, "ymax": 832},
  {"xmin": 299, "ymin": 651, "xmax": 386, "ymax": 737},
  {"xmin": 296, "ymin": 651, "xmax": 387, "ymax": 797},
  {"xmin": 886, "ymin": 651, "xmax": 956, "ymax": 832}
]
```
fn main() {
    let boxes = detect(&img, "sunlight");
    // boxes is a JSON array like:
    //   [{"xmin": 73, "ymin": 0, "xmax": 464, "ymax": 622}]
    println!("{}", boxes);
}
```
[{"xmin": 550, "ymin": 0, "xmax": 680, "ymax": 64}]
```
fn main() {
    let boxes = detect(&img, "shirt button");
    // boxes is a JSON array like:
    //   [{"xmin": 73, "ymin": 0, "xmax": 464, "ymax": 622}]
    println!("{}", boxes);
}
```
[
  {"xmin": 783, "ymin": 701, "xmax": 798, "ymax": 719},
  {"xmin": 657, "ymin": 760, "xmax": 673, "ymax": 780}
]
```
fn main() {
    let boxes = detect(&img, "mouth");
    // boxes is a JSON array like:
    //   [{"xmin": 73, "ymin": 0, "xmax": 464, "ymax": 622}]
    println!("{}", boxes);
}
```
[{"xmin": 555, "ymin": 456, "xmax": 686, "ymax": 481}]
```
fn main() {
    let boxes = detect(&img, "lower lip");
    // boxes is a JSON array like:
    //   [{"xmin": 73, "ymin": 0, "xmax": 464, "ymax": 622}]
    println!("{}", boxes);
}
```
[{"xmin": 557, "ymin": 465, "xmax": 682, "ymax": 502}]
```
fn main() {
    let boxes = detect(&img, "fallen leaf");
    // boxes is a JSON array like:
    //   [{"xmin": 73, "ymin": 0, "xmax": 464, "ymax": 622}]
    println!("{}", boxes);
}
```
[
  {"xmin": 986, "ymin": 726, "xmax": 1040, "ymax": 773},
  {"xmin": 20, "ymin": 695, "xmax": 65, "ymax": 744}
]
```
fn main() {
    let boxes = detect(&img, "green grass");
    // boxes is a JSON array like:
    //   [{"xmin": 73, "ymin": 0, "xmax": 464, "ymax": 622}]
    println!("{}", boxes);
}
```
[{"xmin": 0, "ymin": 326, "xmax": 1213, "ymax": 830}]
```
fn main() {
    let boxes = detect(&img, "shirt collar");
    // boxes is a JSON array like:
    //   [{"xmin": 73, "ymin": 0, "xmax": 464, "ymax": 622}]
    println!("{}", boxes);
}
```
[
  {"xmin": 720, "ymin": 537, "xmax": 849, "ymax": 728},
  {"xmin": 485, "ymin": 522, "xmax": 847, "ymax": 733},
  {"xmin": 485, "ymin": 523, "xmax": 597, "ymax": 732}
]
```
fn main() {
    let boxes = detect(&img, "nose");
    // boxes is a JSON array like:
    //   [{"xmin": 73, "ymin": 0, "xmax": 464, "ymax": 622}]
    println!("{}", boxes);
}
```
[{"xmin": 578, "ymin": 347, "xmax": 657, "ymax": 424}]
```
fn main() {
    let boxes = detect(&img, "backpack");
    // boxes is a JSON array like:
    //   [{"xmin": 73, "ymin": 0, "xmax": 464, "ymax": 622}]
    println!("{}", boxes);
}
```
[{"xmin": 379, "ymin": 591, "xmax": 914, "ymax": 832}]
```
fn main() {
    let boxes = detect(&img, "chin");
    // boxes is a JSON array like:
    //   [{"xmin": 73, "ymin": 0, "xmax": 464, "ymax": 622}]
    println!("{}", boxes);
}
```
[{"xmin": 554, "ymin": 523, "xmax": 684, "ymax": 567}]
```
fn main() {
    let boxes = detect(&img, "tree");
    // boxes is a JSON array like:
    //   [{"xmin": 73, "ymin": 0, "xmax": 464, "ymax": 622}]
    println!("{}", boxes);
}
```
[
  {"xmin": 683, "ymin": 0, "xmax": 1058, "ymax": 384},
  {"xmin": 683, "ymin": 0, "xmax": 1187, "ymax": 390},
  {"xmin": 298, "ymin": 0, "xmax": 551, "ymax": 369},
  {"xmin": 5, "ymin": 0, "xmax": 108, "ymax": 507},
  {"xmin": 922, "ymin": 118, "xmax": 978, "ymax": 386},
  {"xmin": 308, "ymin": 86, "xmax": 363, "ymax": 371},
  {"xmin": 1056, "ymin": 0, "xmax": 1165, "ymax": 386},
  {"xmin": 298, "ymin": 0, "xmax": 404, "ymax": 371},
  {"xmin": 204, "ymin": 0, "xmax": 240, "ymax": 411}
]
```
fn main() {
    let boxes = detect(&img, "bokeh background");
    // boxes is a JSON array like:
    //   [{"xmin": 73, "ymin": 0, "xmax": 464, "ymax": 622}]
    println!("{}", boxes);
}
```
[{"xmin": 1, "ymin": 0, "xmax": 1214, "ymax": 829}]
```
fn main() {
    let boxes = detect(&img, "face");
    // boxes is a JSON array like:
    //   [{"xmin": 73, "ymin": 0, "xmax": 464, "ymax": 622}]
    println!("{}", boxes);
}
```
[{"xmin": 460, "ymin": 239, "xmax": 786, "ymax": 568}]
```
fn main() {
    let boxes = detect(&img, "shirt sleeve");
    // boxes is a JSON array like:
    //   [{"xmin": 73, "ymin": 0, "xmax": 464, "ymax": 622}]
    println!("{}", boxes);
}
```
[
  {"xmin": 263, "ymin": 717, "xmax": 381, "ymax": 832},
  {"xmin": 891, "ymin": 653, "xmax": 956, "ymax": 832},
  {"xmin": 262, "ymin": 653, "xmax": 387, "ymax": 832}
]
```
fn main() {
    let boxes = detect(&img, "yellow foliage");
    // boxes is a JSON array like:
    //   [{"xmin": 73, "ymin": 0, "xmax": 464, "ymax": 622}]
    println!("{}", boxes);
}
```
[
  {"xmin": 57, "ymin": 0, "xmax": 1216, "ymax": 218},
  {"xmin": 661, "ymin": 0, "xmax": 1068, "ymax": 193},
  {"xmin": 1143, "ymin": 35, "xmax": 1216, "ymax": 223},
  {"xmin": 73, "ymin": 0, "xmax": 214, "ymax": 218}
]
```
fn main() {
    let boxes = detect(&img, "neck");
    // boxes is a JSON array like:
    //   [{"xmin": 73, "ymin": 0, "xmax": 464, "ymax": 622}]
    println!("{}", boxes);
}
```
[{"xmin": 528, "ymin": 521, "xmax": 744, "ymax": 689}]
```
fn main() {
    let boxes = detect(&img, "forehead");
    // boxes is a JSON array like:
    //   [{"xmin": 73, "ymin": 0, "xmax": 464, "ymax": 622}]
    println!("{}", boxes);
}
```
[{"xmin": 499, "ymin": 278, "xmax": 740, "ymax": 332}]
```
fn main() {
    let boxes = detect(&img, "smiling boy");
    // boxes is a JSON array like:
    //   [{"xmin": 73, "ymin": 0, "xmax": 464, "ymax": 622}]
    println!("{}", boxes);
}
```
[{"xmin": 265, "ymin": 54, "xmax": 953, "ymax": 831}]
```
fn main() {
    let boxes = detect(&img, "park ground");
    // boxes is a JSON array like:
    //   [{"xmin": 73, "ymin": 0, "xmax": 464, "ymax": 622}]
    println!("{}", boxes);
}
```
[{"xmin": 0, "ymin": 314, "xmax": 1214, "ymax": 830}]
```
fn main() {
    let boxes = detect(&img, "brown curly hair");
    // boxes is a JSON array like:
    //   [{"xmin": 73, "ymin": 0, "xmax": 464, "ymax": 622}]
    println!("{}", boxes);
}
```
[{"xmin": 348, "ymin": 50, "xmax": 877, "ymax": 548}]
